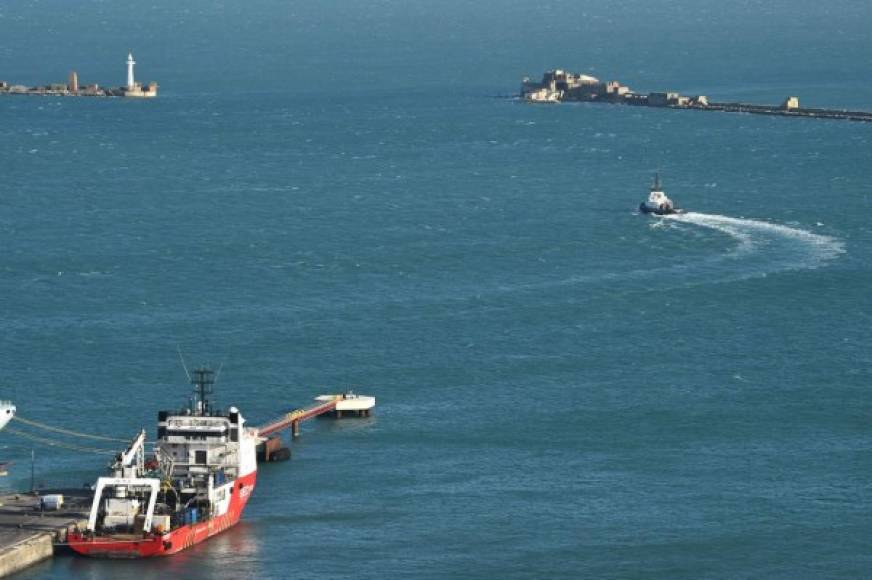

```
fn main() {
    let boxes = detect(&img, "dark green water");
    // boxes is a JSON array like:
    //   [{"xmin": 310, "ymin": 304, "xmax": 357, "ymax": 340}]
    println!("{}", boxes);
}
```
[{"xmin": 2, "ymin": 1, "xmax": 871, "ymax": 578}]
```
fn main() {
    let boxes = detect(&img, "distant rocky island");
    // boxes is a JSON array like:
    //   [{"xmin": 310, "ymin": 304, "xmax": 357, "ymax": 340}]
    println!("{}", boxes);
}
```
[
  {"xmin": 521, "ymin": 69, "xmax": 872, "ymax": 123},
  {"xmin": 0, "ymin": 53, "xmax": 157, "ymax": 99}
]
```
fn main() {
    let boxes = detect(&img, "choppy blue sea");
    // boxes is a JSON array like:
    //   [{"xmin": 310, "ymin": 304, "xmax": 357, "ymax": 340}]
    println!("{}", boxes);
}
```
[{"xmin": 2, "ymin": 1, "xmax": 872, "ymax": 578}]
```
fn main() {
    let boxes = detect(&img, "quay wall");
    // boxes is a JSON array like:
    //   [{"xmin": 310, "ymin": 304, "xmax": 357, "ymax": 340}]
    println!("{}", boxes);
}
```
[
  {"xmin": 0, "ymin": 491, "xmax": 90, "ymax": 577},
  {"xmin": 0, "ymin": 533, "xmax": 53, "ymax": 578}
]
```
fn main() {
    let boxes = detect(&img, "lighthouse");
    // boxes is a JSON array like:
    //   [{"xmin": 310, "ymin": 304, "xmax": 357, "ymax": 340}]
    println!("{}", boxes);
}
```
[
  {"xmin": 126, "ymin": 52, "xmax": 136, "ymax": 89},
  {"xmin": 120, "ymin": 51, "xmax": 158, "ymax": 98}
]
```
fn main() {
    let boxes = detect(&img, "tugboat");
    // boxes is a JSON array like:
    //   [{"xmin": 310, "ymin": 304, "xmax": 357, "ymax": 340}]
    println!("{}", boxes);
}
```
[
  {"xmin": 639, "ymin": 173, "xmax": 684, "ymax": 215},
  {"xmin": 67, "ymin": 369, "xmax": 258, "ymax": 557}
]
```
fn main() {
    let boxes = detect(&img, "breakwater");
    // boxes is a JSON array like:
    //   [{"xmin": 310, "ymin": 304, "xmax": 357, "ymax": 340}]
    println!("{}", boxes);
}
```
[
  {"xmin": 0, "ymin": 53, "xmax": 158, "ymax": 99},
  {"xmin": 522, "ymin": 69, "xmax": 872, "ymax": 123},
  {"xmin": 702, "ymin": 101, "xmax": 872, "ymax": 122}
]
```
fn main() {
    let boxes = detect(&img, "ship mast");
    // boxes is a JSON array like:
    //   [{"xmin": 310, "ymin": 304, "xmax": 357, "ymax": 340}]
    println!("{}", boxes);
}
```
[{"xmin": 190, "ymin": 368, "xmax": 215, "ymax": 416}]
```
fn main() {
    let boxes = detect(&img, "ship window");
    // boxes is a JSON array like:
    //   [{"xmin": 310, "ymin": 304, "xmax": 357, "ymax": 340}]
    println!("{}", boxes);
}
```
[{"xmin": 195, "ymin": 450, "xmax": 207, "ymax": 465}]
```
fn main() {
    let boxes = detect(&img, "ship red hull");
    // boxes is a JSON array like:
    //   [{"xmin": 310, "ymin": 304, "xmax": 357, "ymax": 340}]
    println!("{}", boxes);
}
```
[{"xmin": 68, "ymin": 471, "xmax": 257, "ymax": 558}]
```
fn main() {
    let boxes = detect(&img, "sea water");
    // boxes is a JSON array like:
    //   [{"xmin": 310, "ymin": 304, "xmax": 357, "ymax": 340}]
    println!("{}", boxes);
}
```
[{"xmin": 1, "ymin": 1, "xmax": 871, "ymax": 578}]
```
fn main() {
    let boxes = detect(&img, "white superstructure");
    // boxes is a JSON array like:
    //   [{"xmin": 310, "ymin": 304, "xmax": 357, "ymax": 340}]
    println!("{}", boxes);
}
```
[
  {"xmin": 645, "ymin": 188, "xmax": 673, "ymax": 211},
  {"xmin": 155, "ymin": 403, "xmax": 259, "ymax": 500},
  {"xmin": 639, "ymin": 173, "xmax": 682, "ymax": 215}
]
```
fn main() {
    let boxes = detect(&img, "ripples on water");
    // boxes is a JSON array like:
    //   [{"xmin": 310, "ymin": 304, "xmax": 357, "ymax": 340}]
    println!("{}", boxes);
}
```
[{"xmin": 3, "ymin": 1, "xmax": 872, "ymax": 578}]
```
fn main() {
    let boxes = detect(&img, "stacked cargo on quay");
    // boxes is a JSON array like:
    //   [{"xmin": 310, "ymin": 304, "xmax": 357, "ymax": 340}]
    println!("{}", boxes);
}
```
[
  {"xmin": 521, "ymin": 69, "xmax": 872, "ymax": 122},
  {"xmin": 0, "ymin": 53, "xmax": 157, "ymax": 98}
]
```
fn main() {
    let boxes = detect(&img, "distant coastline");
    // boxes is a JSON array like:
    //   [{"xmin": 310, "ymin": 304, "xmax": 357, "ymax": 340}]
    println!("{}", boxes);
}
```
[
  {"xmin": 0, "ymin": 81, "xmax": 157, "ymax": 99},
  {"xmin": 0, "ymin": 53, "xmax": 157, "ymax": 99},
  {"xmin": 521, "ymin": 69, "xmax": 872, "ymax": 123}
]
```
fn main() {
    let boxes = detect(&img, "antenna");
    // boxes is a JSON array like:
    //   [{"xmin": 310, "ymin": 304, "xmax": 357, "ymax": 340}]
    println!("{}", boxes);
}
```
[
  {"xmin": 213, "ymin": 361, "xmax": 224, "ymax": 386},
  {"xmin": 190, "ymin": 368, "xmax": 215, "ymax": 416},
  {"xmin": 211, "ymin": 361, "xmax": 224, "ymax": 412},
  {"xmin": 176, "ymin": 345, "xmax": 191, "ymax": 382}
]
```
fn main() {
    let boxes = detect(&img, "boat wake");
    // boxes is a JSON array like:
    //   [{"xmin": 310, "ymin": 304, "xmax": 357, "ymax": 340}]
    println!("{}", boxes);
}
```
[
  {"xmin": 640, "ymin": 212, "xmax": 845, "ymax": 285},
  {"xmin": 516, "ymin": 211, "xmax": 846, "ymax": 296},
  {"xmin": 665, "ymin": 212, "xmax": 845, "ymax": 278}
]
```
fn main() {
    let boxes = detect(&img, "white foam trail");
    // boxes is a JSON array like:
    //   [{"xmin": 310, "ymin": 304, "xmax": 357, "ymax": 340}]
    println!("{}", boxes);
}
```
[
  {"xmin": 517, "ymin": 211, "xmax": 846, "ymax": 296},
  {"xmin": 666, "ymin": 212, "xmax": 845, "ymax": 273},
  {"xmin": 470, "ymin": 211, "xmax": 848, "ymax": 300}
]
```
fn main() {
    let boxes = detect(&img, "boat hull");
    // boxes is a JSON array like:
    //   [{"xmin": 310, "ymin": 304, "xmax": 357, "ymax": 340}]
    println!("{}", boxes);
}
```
[
  {"xmin": 639, "ymin": 202, "xmax": 683, "ymax": 216},
  {"xmin": 68, "ymin": 470, "xmax": 256, "ymax": 558}
]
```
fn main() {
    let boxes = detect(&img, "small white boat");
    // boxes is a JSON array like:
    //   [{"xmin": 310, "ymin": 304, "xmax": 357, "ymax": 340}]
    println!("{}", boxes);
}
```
[
  {"xmin": 0, "ymin": 401, "xmax": 15, "ymax": 432},
  {"xmin": 639, "ymin": 173, "xmax": 684, "ymax": 215}
]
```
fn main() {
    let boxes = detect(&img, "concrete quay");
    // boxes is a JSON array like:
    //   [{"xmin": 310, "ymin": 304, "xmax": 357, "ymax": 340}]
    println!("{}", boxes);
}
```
[{"xmin": 0, "ymin": 490, "xmax": 90, "ymax": 577}]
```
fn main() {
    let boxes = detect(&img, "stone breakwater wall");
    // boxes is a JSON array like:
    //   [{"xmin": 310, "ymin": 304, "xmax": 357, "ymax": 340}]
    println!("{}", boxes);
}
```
[{"xmin": 522, "ymin": 69, "xmax": 872, "ymax": 123}]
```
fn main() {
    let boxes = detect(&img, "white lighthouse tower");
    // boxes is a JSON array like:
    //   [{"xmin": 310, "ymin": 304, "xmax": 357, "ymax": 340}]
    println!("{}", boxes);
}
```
[
  {"xmin": 126, "ymin": 52, "xmax": 136, "ymax": 89},
  {"xmin": 121, "ymin": 51, "xmax": 157, "ymax": 98}
]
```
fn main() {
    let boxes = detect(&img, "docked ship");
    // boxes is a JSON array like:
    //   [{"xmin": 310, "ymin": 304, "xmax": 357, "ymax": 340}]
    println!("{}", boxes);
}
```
[
  {"xmin": 67, "ymin": 368, "xmax": 258, "ymax": 557},
  {"xmin": 639, "ymin": 173, "xmax": 683, "ymax": 215}
]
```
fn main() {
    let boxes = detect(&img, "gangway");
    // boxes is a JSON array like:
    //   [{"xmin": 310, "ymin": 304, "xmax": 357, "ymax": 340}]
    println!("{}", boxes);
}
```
[{"xmin": 253, "ymin": 392, "xmax": 375, "ymax": 460}]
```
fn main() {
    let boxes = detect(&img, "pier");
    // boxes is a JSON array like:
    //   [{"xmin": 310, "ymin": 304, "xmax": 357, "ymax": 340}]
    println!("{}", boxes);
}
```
[
  {"xmin": 255, "ymin": 392, "xmax": 376, "ymax": 461},
  {"xmin": 521, "ymin": 69, "xmax": 872, "ymax": 123}
]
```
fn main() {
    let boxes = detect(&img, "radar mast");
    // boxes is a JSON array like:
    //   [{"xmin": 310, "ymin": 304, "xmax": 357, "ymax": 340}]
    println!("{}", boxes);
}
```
[{"xmin": 190, "ymin": 368, "xmax": 215, "ymax": 416}]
